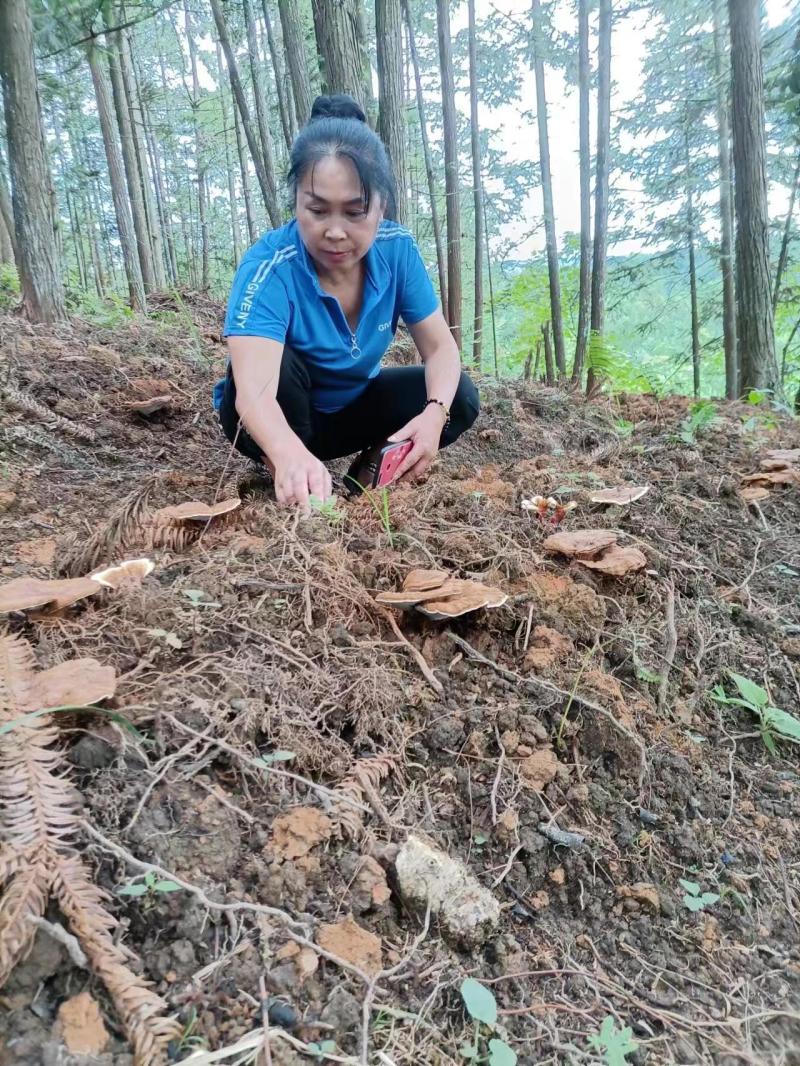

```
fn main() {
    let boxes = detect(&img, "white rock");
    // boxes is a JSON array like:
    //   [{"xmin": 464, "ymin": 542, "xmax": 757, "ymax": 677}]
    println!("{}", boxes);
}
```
[{"xmin": 394, "ymin": 834, "xmax": 500, "ymax": 948}]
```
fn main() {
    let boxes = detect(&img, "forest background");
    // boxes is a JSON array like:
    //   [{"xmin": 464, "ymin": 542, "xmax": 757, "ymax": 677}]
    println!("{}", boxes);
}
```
[{"xmin": 0, "ymin": 0, "xmax": 798, "ymax": 404}]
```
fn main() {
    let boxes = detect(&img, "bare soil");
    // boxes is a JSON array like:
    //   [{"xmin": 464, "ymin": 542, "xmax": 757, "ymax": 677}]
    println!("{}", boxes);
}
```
[{"xmin": 1, "ymin": 297, "xmax": 800, "ymax": 1066}]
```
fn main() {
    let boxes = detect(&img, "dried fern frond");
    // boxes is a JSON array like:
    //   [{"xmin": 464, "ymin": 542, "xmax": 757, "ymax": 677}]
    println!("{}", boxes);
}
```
[
  {"xmin": 54, "ymin": 855, "xmax": 180, "ymax": 1065},
  {"xmin": 0, "ymin": 855, "xmax": 50, "ymax": 984},
  {"xmin": 330, "ymin": 755, "xmax": 396, "ymax": 840},
  {"xmin": 61, "ymin": 478, "xmax": 158, "ymax": 576},
  {"xmin": 2, "ymin": 383, "xmax": 96, "ymax": 443}
]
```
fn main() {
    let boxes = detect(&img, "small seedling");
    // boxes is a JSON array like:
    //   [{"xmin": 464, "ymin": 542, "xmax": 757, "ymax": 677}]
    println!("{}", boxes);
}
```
[
  {"xmin": 256, "ymin": 750, "xmax": 296, "ymax": 766},
  {"xmin": 309, "ymin": 494, "xmax": 344, "ymax": 522},
  {"xmin": 182, "ymin": 588, "xmax": 221, "ymax": 608},
  {"xmin": 459, "ymin": 978, "xmax": 517, "ymax": 1064},
  {"xmin": 307, "ymin": 1040, "xmax": 338, "ymax": 1060},
  {"xmin": 117, "ymin": 870, "xmax": 182, "ymax": 904},
  {"xmin": 614, "ymin": 417, "xmax": 635, "ymax": 438},
  {"xmin": 711, "ymin": 672, "xmax": 800, "ymax": 754},
  {"xmin": 680, "ymin": 878, "xmax": 719, "ymax": 912},
  {"xmin": 358, "ymin": 483, "xmax": 395, "ymax": 548},
  {"xmin": 587, "ymin": 1016, "xmax": 638, "ymax": 1065},
  {"xmin": 678, "ymin": 400, "xmax": 719, "ymax": 445},
  {"xmin": 147, "ymin": 627, "xmax": 183, "ymax": 649}
]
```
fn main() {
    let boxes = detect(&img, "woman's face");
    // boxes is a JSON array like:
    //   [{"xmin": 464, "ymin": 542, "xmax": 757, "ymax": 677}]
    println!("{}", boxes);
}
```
[{"xmin": 296, "ymin": 155, "xmax": 383, "ymax": 273}]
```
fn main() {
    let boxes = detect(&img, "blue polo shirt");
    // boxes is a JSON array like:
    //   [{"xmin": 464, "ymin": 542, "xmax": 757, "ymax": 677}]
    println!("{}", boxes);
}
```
[{"xmin": 214, "ymin": 219, "xmax": 439, "ymax": 413}]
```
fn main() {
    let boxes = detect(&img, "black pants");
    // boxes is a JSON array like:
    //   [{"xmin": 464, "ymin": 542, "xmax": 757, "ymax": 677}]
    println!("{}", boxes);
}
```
[{"xmin": 218, "ymin": 346, "xmax": 480, "ymax": 463}]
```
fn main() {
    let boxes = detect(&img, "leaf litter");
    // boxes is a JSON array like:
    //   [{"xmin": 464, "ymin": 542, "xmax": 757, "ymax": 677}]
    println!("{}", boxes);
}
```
[{"xmin": 1, "ymin": 304, "xmax": 799, "ymax": 1064}]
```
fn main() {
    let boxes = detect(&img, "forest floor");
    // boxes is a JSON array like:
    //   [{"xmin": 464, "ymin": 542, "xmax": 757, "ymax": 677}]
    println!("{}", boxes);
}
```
[{"xmin": 1, "ymin": 295, "xmax": 800, "ymax": 1066}]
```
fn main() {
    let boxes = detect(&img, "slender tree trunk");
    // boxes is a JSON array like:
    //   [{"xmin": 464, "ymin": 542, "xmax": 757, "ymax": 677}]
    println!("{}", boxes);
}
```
[
  {"xmin": 87, "ymin": 41, "xmax": 145, "ymax": 309},
  {"xmin": 0, "ymin": 147, "xmax": 19, "ymax": 268},
  {"xmin": 243, "ymin": 0, "xmax": 281, "ymax": 230},
  {"xmin": 713, "ymin": 0, "xmax": 738, "ymax": 399},
  {"xmin": 685, "ymin": 128, "xmax": 701, "ymax": 397},
  {"xmin": 586, "ymin": 0, "xmax": 611, "ymax": 394},
  {"xmin": 729, "ymin": 0, "xmax": 779, "ymax": 394},
  {"xmin": 354, "ymin": 0, "xmax": 377, "ymax": 124},
  {"xmin": 121, "ymin": 28, "xmax": 166, "ymax": 289},
  {"xmin": 532, "ymin": 0, "xmax": 566, "ymax": 377},
  {"xmin": 141, "ymin": 54, "xmax": 179, "ymax": 285},
  {"xmin": 773, "ymin": 149, "xmax": 800, "ymax": 313},
  {"xmin": 235, "ymin": 100, "xmax": 258, "ymax": 243},
  {"xmin": 262, "ymin": 0, "xmax": 294, "ymax": 149},
  {"xmin": 0, "ymin": 204, "xmax": 13, "ymax": 265},
  {"xmin": 75, "ymin": 129, "xmax": 108, "ymax": 295},
  {"xmin": 0, "ymin": 0, "xmax": 66, "ymax": 322},
  {"xmin": 217, "ymin": 41, "xmax": 242, "ymax": 264},
  {"xmin": 542, "ymin": 321, "xmax": 555, "ymax": 385},
  {"xmin": 212, "ymin": 0, "xmax": 281, "ymax": 227},
  {"xmin": 184, "ymin": 0, "xmax": 211, "ymax": 287},
  {"xmin": 403, "ymin": 0, "xmax": 447, "ymax": 311},
  {"xmin": 572, "ymin": 0, "xmax": 591, "ymax": 381},
  {"xmin": 483, "ymin": 191, "xmax": 498, "ymax": 377},
  {"xmin": 279, "ymin": 0, "xmax": 315, "ymax": 125},
  {"xmin": 436, "ymin": 0, "xmax": 462, "ymax": 348},
  {"xmin": 312, "ymin": 0, "xmax": 370, "ymax": 115},
  {"xmin": 468, "ymin": 0, "xmax": 483, "ymax": 368},
  {"xmin": 376, "ymin": 0, "xmax": 407, "ymax": 223},
  {"xmin": 106, "ymin": 14, "xmax": 155, "ymax": 293}
]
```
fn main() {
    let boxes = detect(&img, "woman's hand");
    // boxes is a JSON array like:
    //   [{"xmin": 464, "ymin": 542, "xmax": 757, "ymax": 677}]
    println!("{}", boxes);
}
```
[
  {"xmin": 389, "ymin": 404, "xmax": 447, "ymax": 482},
  {"xmin": 272, "ymin": 441, "xmax": 333, "ymax": 511}
]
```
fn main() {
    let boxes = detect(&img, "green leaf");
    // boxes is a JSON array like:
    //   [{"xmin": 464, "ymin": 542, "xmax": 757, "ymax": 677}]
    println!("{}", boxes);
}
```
[
  {"xmin": 763, "ymin": 707, "xmax": 800, "ymax": 744},
  {"xmin": 488, "ymin": 1038, "xmax": 518, "ymax": 1065},
  {"xmin": 679, "ymin": 879, "xmax": 700, "ymax": 895},
  {"xmin": 460, "ymin": 978, "xmax": 498, "ymax": 1026},
  {"xmin": 258, "ymin": 750, "xmax": 296, "ymax": 764},
  {"xmin": 587, "ymin": 1016, "xmax": 638, "ymax": 1065},
  {"xmin": 728, "ymin": 672, "xmax": 768, "ymax": 708},
  {"xmin": 0, "ymin": 704, "xmax": 145, "ymax": 741},
  {"xmin": 154, "ymin": 880, "xmax": 182, "ymax": 893},
  {"xmin": 683, "ymin": 895, "xmax": 706, "ymax": 912},
  {"xmin": 459, "ymin": 1046, "xmax": 478, "ymax": 1060},
  {"xmin": 762, "ymin": 728, "xmax": 778, "ymax": 755},
  {"xmin": 698, "ymin": 893, "xmax": 719, "ymax": 907},
  {"xmin": 182, "ymin": 588, "xmax": 221, "ymax": 608},
  {"xmin": 117, "ymin": 883, "xmax": 147, "ymax": 897}
]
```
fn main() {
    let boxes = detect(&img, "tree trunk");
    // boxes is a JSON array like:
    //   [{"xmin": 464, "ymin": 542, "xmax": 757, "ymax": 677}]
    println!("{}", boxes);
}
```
[
  {"xmin": 403, "ymin": 0, "xmax": 447, "ymax": 311},
  {"xmin": 184, "ymin": 0, "xmax": 210, "ymax": 287},
  {"xmin": 146, "ymin": 51, "xmax": 180, "ymax": 285},
  {"xmin": 87, "ymin": 41, "xmax": 145, "ymax": 310},
  {"xmin": 586, "ymin": 0, "xmax": 611, "ymax": 394},
  {"xmin": 436, "ymin": 0, "xmax": 462, "ymax": 348},
  {"xmin": 532, "ymin": 0, "xmax": 565, "ymax": 377},
  {"xmin": 279, "ymin": 0, "xmax": 315, "ymax": 125},
  {"xmin": 542, "ymin": 321, "xmax": 555, "ymax": 385},
  {"xmin": 729, "ymin": 0, "xmax": 778, "ymax": 394},
  {"xmin": 234, "ymin": 99, "xmax": 258, "ymax": 243},
  {"xmin": 217, "ymin": 41, "xmax": 242, "ymax": 264},
  {"xmin": 243, "ymin": 0, "xmax": 281, "ymax": 229},
  {"xmin": 262, "ymin": 0, "xmax": 295, "ymax": 149},
  {"xmin": 572, "ymin": 0, "xmax": 591, "ymax": 381},
  {"xmin": 312, "ymin": 0, "xmax": 370, "ymax": 114},
  {"xmin": 0, "ymin": 204, "xmax": 14, "ymax": 265},
  {"xmin": 773, "ymin": 149, "xmax": 800, "ymax": 313},
  {"xmin": 122, "ymin": 28, "xmax": 166, "ymax": 289},
  {"xmin": 685, "ymin": 128, "xmax": 701, "ymax": 397},
  {"xmin": 376, "ymin": 0, "xmax": 407, "ymax": 223},
  {"xmin": 212, "ymin": 0, "xmax": 281, "ymax": 227},
  {"xmin": 713, "ymin": 0, "xmax": 738, "ymax": 399},
  {"xmin": 0, "ymin": 0, "xmax": 66, "ymax": 322},
  {"xmin": 468, "ymin": 0, "xmax": 483, "ymax": 368},
  {"xmin": 106, "ymin": 12, "xmax": 156, "ymax": 293},
  {"xmin": 0, "ymin": 147, "xmax": 19, "ymax": 268}
]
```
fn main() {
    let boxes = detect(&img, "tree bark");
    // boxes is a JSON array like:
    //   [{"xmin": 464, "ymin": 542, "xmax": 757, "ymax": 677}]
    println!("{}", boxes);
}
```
[
  {"xmin": 572, "ymin": 0, "xmax": 591, "ymax": 381},
  {"xmin": 376, "ymin": 0, "xmax": 407, "ymax": 222},
  {"xmin": 312, "ymin": 0, "xmax": 370, "ymax": 114},
  {"xmin": 217, "ymin": 41, "xmax": 242, "ymax": 264},
  {"xmin": 542, "ymin": 321, "xmax": 555, "ymax": 385},
  {"xmin": 279, "ymin": 0, "xmax": 315, "ymax": 125},
  {"xmin": 468, "ymin": 0, "xmax": 483, "ymax": 368},
  {"xmin": 403, "ymin": 0, "xmax": 447, "ymax": 311},
  {"xmin": 183, "ymin": 0, "xmax": 211, "ymax": 287},
  {"xmin": 0, "ymin": 146, "xmax": 19, "ymax": 268},
  {"xmin": 212, "ymin": 0, "xmax": 281, "ymax": 228},
  {"xmin": 262, "ymin": 0, "xmax": 295, "ymax": 149},
  {"xmin": 772, "ymin": 149, "xmax": 800, "ymax": 314},
  {"xmin": 532, "ymin": 0, "xmax": 565, "ymax": 377},
  {"xmin": 0, "ymin": 0, "xmax": 66, "ymax": 322},
  {"xmin": 713, "ymin": 0, "xmax": 738, "ymax": 399},
  {"xmin": 234, "ymin": 97, "xmax": 258, "ymax": 243},
  {"xmin": 729, "ymin": 0, "xmax": 778, "ymax": 394},
  {"xmin": 106, "ymin": 10, "xmax": 156, "ymax": 293},
  {"xmin": 244, "ymin": 0, "xmax": 281, "ymax": 230},
  {"xmin": 685, "ymin": 130, "xmax": 701, "ymax": 398},
  {"xmin": 87, "ymin": 40, "xmax": 145, "ymax": 310},
  {"xmin": 586, "ymin": 0, "xmax": 611, "ymax": 394},
  {"xmin": 436, "ymin": 0, "xmax": 462, "ymax": 348}
]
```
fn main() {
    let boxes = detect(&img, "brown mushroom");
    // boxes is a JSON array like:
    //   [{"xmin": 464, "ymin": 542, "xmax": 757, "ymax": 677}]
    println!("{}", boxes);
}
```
[
  {"xmin": 90, "ymin": 558, "xmax": 155, "ymax": 590},
  {"xmin": 125, "ymin": 395, "xmax": 172, "ymax": 416},
  {"xmin": 543, "ymin": 530, "xmax": 619, "ymax": 559},
  {"xmin": 376, "ymin": 580, "xmax": 463, "ymax": 609},
  {"xmin": 589, "ymin": 485, "xmax": 650, "ymax": 506},
  {"xmin": 579, "ymin": 544, "xmax": 647, "ymax": 576},
  {"xmin": 738, "ymin": 485, "xmax": 771, "ymax": 503},
  {"xmin": 402, "ymin": 569, "xmax": 450, "ymax": 593},
  {"xmin": 764, "ymin": 448, "xmax": 800, "ymax": 465},
  {"xmin": 741, "ymin": 469, "xmax": 800, "ymax": 487},
  {"xmin": 154, "ymin": 498, "xmax": 241, "ymax": 521},
  {"xmin": 0, "ymin": 576, "xmax": 102, "ymax": 615},
  {"xmin": 415, "ymin": 579, "xmax": 508, "ymax": 620},
  {"xmin": 26, "ymin": 659, "xmax": 117, "ymax": 711}
]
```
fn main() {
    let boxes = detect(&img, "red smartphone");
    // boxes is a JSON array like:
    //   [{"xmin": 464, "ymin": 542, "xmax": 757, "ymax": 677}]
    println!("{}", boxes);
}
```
[{"xmin": 349, "ymin": 439, "xmax": 413, "ymax": 492}]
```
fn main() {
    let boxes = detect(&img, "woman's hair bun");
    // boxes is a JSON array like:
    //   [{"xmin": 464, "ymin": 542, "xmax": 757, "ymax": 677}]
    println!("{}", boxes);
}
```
[{"xmin": 309, "ymin": 94, "xmax": 367, "ymax": 124}]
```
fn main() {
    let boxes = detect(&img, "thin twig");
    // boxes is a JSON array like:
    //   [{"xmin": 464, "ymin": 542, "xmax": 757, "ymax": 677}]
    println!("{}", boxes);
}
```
[
  {"xmin": 259, "ymin": 974, "xmax": 273, "ymax": 1066},
  {"xmin": 490, "ymin": 725, "xmax": 506, "ymax": 826},
  {"xmin": 381, "ymin": 609, "xmax": 444, "ymax": 697},
  {"xmin": 657, "ymin": 577, "xmax": 677, "ymax": 715},
  {"xmin": 491, "ymin": 843, "xmax": 524, "ymax": 887},
  {"xmin": 27, "ymin": 916, "xmax": 87, "ymax": 968}
]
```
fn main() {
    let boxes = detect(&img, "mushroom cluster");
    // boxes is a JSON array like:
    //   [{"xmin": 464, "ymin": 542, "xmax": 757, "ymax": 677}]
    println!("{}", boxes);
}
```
[
  {"xmin": 376, "ymin": 568, "xmax": 508, "ymax": 620},
  {"xmin": 739, "ymin": 449, "xmax": 800, "ymax": 504},
  {"xmin": 543, "ymin": 530, "xmax": 647, "ymax": 577}
]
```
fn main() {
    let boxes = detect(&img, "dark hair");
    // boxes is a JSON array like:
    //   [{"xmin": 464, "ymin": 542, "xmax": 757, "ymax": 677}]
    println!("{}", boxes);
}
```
[{"xmin": 287, "ymin": 94, "xmax": 397, "ymax": 219}]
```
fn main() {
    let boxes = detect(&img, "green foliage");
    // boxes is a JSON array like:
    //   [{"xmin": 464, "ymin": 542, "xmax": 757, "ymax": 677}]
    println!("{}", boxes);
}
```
[
  {"xmin": 459, "ymin": 979, "xmax": 516, "ymax": 1064},
  {"xmin": 678, "ymin": 400, "xmax": 719, "ymax": 444},
  {"xmin": 309, "ymin": 494, "xmax": 344, "ymax": 523},
  {"xmin": 117, "ymin": 870, "xmax": 182, "ymax": 900},
  {"xmin": 0, "ymin": 263, "xmax": 19, "ymax": 309},
  {"xmin": 711, "ymin": 672, "xmax": 800, "ymax": 754},
  {"xmin": 680, "ymin": 878, "xmax": 720, "ymax": 912},
  {"xmin": 307, "ymin": 1040, "xmax": 338, "ymax": 1060},
  {"xmin": 587, "ymin": 1016, "xmax": 638, "ymax": 1065}
]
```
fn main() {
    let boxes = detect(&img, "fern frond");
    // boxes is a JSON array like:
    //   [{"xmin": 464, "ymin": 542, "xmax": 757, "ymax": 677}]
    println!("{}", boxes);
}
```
[
  {"xmin": 60, "ymin": 478, "xmax": 158, "ymax": 576},
  {"xmin": 2, "ymin": 383, "xmax": 96, "ymax": 443},
  {"xmin": 0, "ymin": 856, "xmax": 50, "ymax": 985},
  {"xmin": 330, "ymin": 755, "xmax": 396, "ymax": 840}
]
